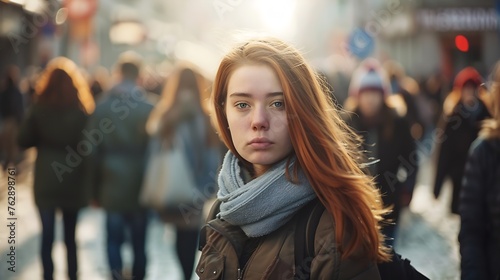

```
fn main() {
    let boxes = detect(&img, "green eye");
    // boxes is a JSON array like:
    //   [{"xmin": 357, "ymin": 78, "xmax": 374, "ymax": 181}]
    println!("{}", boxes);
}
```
[
  {"xmin": 236, "ymin": 103, "xmax": 249, "ymax": 109},
  {"xmin": 272, "ymin": 101, "xmax": 284, "ymax": 108}
]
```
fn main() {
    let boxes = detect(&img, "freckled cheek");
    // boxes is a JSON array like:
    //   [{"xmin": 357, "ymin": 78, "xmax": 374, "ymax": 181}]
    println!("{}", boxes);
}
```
[
  {"xmin": 271, "ymin": 115, "xmax": 289, "ymax": 133},
  {"xmin": 270, "ymin": 120, "xmax": 290, "ymax": 146},
  {"xmin": 228, "ymin": 114, "xmax": 251, "ymax": 131},
  {"xmin": 227, "ymin": 116, "xmax": 250, "ymax": 148}
]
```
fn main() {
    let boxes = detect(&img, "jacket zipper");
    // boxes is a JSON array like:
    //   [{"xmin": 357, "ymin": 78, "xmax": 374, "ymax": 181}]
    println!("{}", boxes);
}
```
[
  {"xmin": 207, "ymin": 223, "xmax": 244, "ymax": 279},
  {"xmin": 238, "ymin": 239, "xmax": 263, "ymax": 279}
]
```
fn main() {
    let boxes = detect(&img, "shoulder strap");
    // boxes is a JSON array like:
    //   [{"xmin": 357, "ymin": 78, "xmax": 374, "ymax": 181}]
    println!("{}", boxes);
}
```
[
  {"xmin": 294, "ymin": 199, "xmax": 326, "ymax": 280},
  {"xmin": 294, "ymin": 200, "xmax": 430, "ymax": 280},
  {"xmin": 207, "ymin": 199, "xmax": 222, "ymax": 222},
  {"xmin": 198, "ymin": 199, "xmax": 222, "ymax": 251}
]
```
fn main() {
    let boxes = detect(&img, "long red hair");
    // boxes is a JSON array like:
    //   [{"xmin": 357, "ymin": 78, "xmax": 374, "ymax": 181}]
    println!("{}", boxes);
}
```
[{"xmin": 211, "ymin": 38, "xmax": 390, "ymax": 262}]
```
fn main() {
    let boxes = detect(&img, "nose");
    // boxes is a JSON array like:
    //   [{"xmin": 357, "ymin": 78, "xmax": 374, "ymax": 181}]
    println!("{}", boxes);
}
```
[{"xmin": 251, "ymin": 106, "xmax": 269, "ymax": 131}]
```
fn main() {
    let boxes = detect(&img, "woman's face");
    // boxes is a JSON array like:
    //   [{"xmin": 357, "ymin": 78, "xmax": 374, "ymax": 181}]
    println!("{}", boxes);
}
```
[
  {"xmin": 225, "ymin": 64, "xmax": 293, "ymax": 176},
  {"xmin": 358, "ymin": 89, "xmax": 384, "ymax": 117},
  {"xmin": 178, "ymin": 88, "xmax": 197, "ymax": 107},
  {"xmin": 461, "ymin": 84, "xmax": 477, "ymax": 105}
]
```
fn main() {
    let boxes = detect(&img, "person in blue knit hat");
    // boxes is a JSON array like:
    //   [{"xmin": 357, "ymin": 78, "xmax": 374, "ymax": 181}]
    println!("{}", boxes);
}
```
[{"xmin": 343, "ymin": 58, "xmax": 416, "ymax": 247}]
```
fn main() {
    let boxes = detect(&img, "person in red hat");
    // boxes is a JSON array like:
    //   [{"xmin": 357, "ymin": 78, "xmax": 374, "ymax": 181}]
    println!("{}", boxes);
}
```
[{"xmin": 433, "ymin": 67, "xmax": 491, "ymax": 214}]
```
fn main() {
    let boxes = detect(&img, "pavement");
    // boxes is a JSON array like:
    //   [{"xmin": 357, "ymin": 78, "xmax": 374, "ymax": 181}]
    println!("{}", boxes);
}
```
[
  {"xmin": 0, "ymin": 148, "xmax": 460, "ymax": 280},
  {"xmin": 395, "ymin": 153, "xmax": 461, "ymax": 280}
]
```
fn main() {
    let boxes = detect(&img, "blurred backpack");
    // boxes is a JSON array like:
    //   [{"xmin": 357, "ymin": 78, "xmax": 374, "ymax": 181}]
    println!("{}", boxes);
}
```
[{"xmin": 294, "ymin": 199, "xmax": 430, "ymax": 280}]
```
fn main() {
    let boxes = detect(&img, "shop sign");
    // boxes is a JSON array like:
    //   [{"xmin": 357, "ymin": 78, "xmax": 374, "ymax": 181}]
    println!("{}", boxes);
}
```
[{"xmin": 416, "ymin": 8, "xmax": 498, "ymax": 32}]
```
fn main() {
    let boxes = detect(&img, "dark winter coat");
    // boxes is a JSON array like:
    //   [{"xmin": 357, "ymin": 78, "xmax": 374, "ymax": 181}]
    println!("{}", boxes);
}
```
[
  {"xmin": 434, "ymin": 100, "xmax": 490, "ymax": 213},
  {"xmin": 459, "ymin": 137, "xmax": 500, "ymax": 280},
  {"xmin": 18, "ymin": 103, "xmax": 89, "ymax": 209},
  {"xmin": 0, "ymin": 82, "xmax": 24, "ymax": 122},
  {"xmin": 344, "ymin": 107, "xmax": 416, "ymax": 221},
  {"xmin": 85, "ymin": 80, "xmax": 154, "ymax": 212}
]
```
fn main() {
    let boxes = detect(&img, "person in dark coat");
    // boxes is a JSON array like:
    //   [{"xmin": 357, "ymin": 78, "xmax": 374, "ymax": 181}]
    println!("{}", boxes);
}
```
[
  {"xmin": 397, "ymin": 76, "xmax": 427, "ymax": 141},
  {"xmin": 85, "ymin": 51, "xmax": 154, "ymax": 280},
  {"xmin": 17, "ymin": 57, "xmax": 96, "ymax": 280},
  {"xmin": 344, "ymin": 58, "xmax": 416, "ymax": 246},
  {"xmin": 434, "ymin": 67, "xmax": 490, "ymax": 214},
  {"xmin": 0, "ymin": 65, "xmax": 24, "ymax": 170},
  {"xmin": 422, "ymin": 72, "xmax": 447, "ymax": 128},
  {"xmin": 459, "ymin": 61, "xmax": 500, "ymax": 280},
  {"xmin": 383, "ymin": 60, "xmax": 426, "ymax": 141}
]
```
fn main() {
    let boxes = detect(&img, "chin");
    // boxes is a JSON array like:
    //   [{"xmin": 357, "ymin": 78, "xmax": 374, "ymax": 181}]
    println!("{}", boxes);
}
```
[
  {"xmin": 247, "ymin": 153, "xmax": 288, "ymax": 166},
  {"xmin": 242, "ymin": 153, "xmax": 273, "ymax": 165}
]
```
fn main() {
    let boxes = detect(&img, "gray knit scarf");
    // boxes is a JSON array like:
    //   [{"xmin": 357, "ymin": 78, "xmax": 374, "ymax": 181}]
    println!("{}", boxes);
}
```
[{"xmin": 217, "ymin": 151, "xmax": 317, "ymax": 237}]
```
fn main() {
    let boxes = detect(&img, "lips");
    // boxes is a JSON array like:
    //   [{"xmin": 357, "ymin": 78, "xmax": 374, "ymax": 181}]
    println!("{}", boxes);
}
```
[{"xmin": 248, "ymin": 137, "xmax": 273, "ymax": 149}]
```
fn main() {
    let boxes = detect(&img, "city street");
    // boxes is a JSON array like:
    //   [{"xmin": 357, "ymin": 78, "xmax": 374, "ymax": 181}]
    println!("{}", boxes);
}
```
[
  {"xmin": 0, "ymin": 148, "xmax": 460, "ymax": 280},
  {"xmin": 0, "ymin": 0, "xmax": 496, "ymax": 279}
]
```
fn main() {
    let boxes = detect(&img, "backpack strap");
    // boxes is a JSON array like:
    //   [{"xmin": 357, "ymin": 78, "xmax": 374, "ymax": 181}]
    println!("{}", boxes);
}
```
[
  {"xmin": 198, "ymin": 199, "xmax": 222, "ymax": 251},
  {"xmin": 294, "ymin": 199, "xmax": 430, "ymax": 280},
  {"xmin": 294, "ymin": 198, "xmax": 328, "ymax": 280}
]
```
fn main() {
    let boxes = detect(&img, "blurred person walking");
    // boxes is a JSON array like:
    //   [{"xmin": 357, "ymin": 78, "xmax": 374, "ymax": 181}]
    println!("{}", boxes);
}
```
[
  {"xmin": 433, "ymin": 67, "xmax": 490, "ymax": 214},
  {"xmin": 421, "ymin": 72, "xmax": 447, "ymax": 129},
  {"xmin": 321, "ymin": 55, "xmax": 354, "ymax": 108},
  {"xmin": 383, "ymin": 60, "xmax": 425, "ymax": 141},
  {"xmin": 85, "ymin": 52, "xmax": 154, "ymax": 280},
  {"xmin": 0, "ymin": 65, "xmax": 24, "ymax": 170},
  {"xmin": 17, "ymin": 57, "xmax": 95, "ymax": 280},
  {"xmin": 343, "ymin": 59, "xmax": 416, "ymax": 246},
  {"xmin": 459, "ymin": 61, "xmax": 500, "ymax": 280},
  {"xmin": 19, "ymin": 65, "xmax": 42, "ymax": 108},
  {"xmin": 145, "ymin": 63, "xmax": 223, "ymax": 280},
  {"xmin": 383, "ymin": 59, "xmax": 405, "ymax": 95}
]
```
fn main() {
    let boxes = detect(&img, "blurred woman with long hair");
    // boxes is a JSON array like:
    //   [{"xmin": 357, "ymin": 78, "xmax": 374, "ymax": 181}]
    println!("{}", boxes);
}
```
[
  {"xmin": 459, "ymin": 61, "xmax": 500, "ymax": 280},
  {"xmin": 18, "ymin": 57, "xmax": 95, "ymax": 280},
  {"xmin": 196, "ymin": 38, "xmax": 391, "ymax": 279},
  {"xmin": 146, "ymin": 62, "xmax": 223, "ymax": 280}
]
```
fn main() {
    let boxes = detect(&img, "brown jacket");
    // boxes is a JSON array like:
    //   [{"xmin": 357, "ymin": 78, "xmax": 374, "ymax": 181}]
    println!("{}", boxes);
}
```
[{"xmin": 196, "ymin": 201, "xmax": 381, "ymax": 279}]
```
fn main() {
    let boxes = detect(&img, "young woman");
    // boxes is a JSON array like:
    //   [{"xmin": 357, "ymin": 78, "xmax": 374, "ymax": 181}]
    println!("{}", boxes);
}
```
[
  {"xmin": 146, "ymin": 63, "xmax": 223, "ymax": 280},
  {"xmin": 18, "ymin": 57, "xmax": 95, "ymax": 280},
  {"xmin": 459, "ymin": 61, "xmax": 500, "ymax": 280},
  {"xmin": 196, "ymin": 38, "xmax": 390, "ymax": 279}
]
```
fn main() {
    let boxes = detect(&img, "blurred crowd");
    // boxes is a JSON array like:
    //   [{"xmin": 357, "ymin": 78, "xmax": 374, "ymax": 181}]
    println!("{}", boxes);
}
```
[{"xmin": 1, "ymin": 49, "xmax": 499, "ymax": 279}]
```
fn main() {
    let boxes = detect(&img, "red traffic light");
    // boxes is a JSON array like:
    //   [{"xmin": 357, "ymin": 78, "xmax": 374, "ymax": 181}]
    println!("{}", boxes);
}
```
[{"xmin": 455, "ymin": 35, "xmax": 469, "ymax": 52}]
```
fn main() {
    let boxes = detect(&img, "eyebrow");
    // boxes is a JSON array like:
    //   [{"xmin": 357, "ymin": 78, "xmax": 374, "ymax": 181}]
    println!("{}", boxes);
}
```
[{"xmin": 228, "ymin": 92, "xmax": 284, "ymax": 98}]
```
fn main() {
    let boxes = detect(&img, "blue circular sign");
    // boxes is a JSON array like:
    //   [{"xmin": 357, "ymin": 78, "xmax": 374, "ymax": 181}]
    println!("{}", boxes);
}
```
[{"xmin": 348, "ymin": 28, "xmax": 375, "ymax": 59}]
